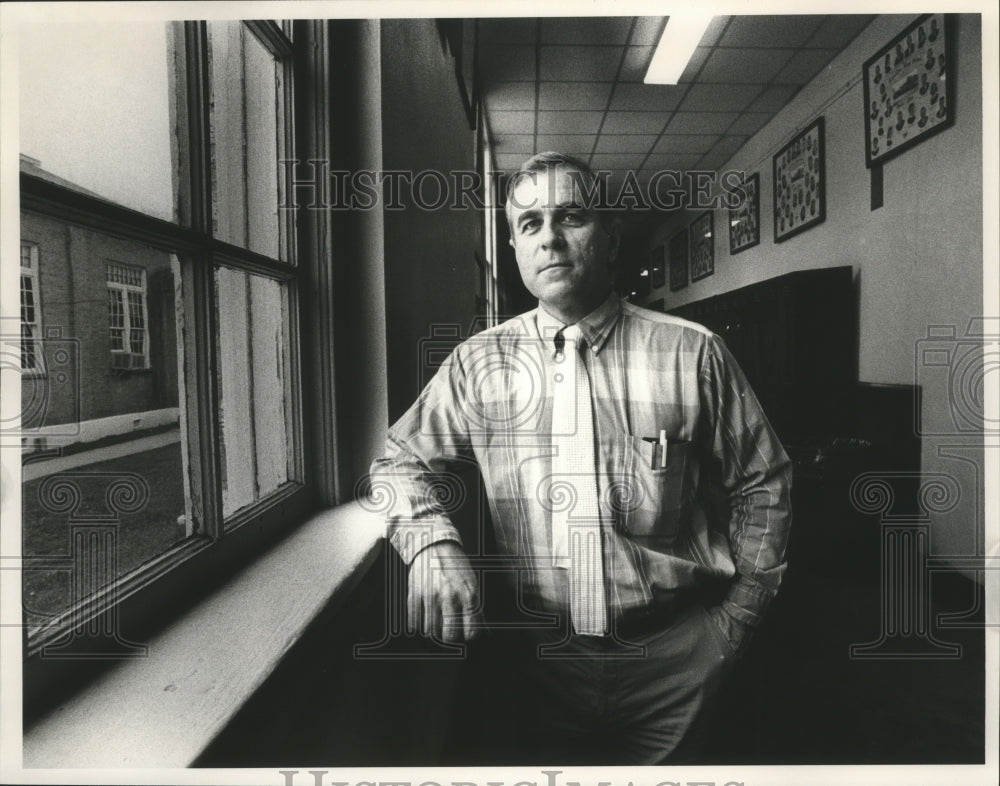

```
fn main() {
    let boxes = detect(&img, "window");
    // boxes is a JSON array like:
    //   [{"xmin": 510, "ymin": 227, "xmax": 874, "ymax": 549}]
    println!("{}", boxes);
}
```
[
  {"xmin": 480, "ymin": 116, "xmax": 500, "ymax": 326},
  {"xmin": 106, "ymin": 262, "xmax": 149, "ymax": 369},
  {"xmin": 17, "ymin": 19, "xmax": 323, "ymax": 661},
  {"xmin": 20, "ymin": 242, "xmax": 42, "ymax": 372}
]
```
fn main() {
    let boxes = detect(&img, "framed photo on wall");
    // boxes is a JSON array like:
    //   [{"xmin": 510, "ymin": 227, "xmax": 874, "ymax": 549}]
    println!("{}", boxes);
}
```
[
  {"xmin": 689, "ymin": 212, "xmax": 714, "ymax": 282},
  {"xmin": 650, "ymin": 245, "xmax": 666, "ymax": 289},
  {"xmin": 728, "ymin": 171, "xmax": 760, "ymax": 254},
  {"xmin": 773, "ymin": 117, "xmax": 825, "ymax": 243},
  {"xmin": 668, "ymin": 228, "xmax": 688, "ymax": 291},
  {"xmin": 862, "ymin": 14, "xmax": 955, "ymax": 168}
]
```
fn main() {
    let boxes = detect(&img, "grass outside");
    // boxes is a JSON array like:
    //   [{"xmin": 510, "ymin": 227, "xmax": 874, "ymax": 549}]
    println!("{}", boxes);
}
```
[{"xmin": 21, "ymin": 442, "xmax": 187, "ymax": 627}]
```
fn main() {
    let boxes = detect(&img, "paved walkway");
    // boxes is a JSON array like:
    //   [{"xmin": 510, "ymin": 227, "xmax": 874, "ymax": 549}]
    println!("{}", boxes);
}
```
[{"xmin": 22, "ymin": 429, "xmax": 182, "ymax": 483}]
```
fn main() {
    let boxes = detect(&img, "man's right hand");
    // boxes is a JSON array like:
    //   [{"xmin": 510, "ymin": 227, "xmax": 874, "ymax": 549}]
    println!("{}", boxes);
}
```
[{"xmin": 407, "ymin": 541, "xmax": 485, "ymax": 643}]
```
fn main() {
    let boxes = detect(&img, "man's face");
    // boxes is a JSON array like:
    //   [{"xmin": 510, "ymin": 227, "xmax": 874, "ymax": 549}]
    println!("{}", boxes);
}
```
[{"xmin": 508, "ymin": 165, "xmax": 619, "ymax": 322}]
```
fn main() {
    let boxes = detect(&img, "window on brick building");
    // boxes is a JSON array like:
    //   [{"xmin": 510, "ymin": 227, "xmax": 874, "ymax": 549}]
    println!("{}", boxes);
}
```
[
  {"xmin": 20, "ymin": 242, "xmax": 43, "ymax": 373},
  {"xmin": 15, "ymin": 19, "xmax": 323, "ymax": 664},
  {"xmin": 106, "ymin": 262, "xmax": 150, "ymax": 370}
]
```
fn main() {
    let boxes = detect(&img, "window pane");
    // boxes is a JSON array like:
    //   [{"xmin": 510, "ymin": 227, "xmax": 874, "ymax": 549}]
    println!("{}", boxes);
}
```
[
  {"xmin": 20, "ymin": 216, "xmax": 195, "ymax": 631},
  {"xmin": 214, "ymin": 267, "xmax": 296, "ymax": 519},
  {"xmin": 208, "ymin": 22, "xmax": 287, "ymax": 260},
  {"xmin": 108, "ymin": 288, "xmax": 126, "ymax": 352},
  {"xmin": 20, "ymin": 274, "xmax": 36, "ymax": 324},
  {"xmin": 18, "ymin": 22, "xmax": 181, "ymax": 222}
]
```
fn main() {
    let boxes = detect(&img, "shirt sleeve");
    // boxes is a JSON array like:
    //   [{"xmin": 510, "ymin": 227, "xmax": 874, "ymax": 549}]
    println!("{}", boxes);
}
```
[
  {"xmin": 698, "ymin": 332, "xmax": 793, "ymax": 634},
  {"xmin": 369, "ymin": 345, "xmax": 473, "ymax": 564}
]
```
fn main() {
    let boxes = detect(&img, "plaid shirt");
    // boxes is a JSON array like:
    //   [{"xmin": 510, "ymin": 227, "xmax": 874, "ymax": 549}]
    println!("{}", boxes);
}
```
[{"xmin": 371, "ymin": 293, "xmax": 792, "ymax": 632}]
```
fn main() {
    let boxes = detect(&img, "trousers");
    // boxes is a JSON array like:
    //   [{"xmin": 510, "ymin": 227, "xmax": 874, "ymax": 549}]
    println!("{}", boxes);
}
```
[{"xmin": 500, "ymin": 603, "xmax": 737, "ymax": 765}]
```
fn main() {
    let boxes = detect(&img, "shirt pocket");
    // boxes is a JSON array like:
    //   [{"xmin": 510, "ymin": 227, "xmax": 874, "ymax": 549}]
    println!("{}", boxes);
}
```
[{"xmin": 612, "ymin": 434, "xmax": 691, "ymax": 539}]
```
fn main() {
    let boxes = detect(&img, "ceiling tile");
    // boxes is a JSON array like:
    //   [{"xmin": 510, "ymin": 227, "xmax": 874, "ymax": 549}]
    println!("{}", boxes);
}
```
[
  {"xmin": 642, "ymin": 165, "xmax": 703, "ymax": 203},
  {"xmin": 643, "ymin": 153, "xmax": 706, "ymax": 170},
  {"xmin": 492, "ymin": 134, "xmax": 535, "ymax": 154},
  {"xmin": 609, "ymin": 83, "xmax": 684, "ymax": 111},
  {"xmin": 619, "ymin": 46, "xmax": 654, "ymax": 81},
  {"xmin": 542, "ymin": 17, "xmax": 633, "ymax": 45},
  {"xmin": 483, "ymin": 81, "xmax": 536, "ymax": 111},
  {"xmin": 495, "ymin": 153, "xmax": 528, "ymax": 171},
  {"xmin": 635, "ymin": 169, "xmax": 663, "ymax": 183},
  {"xmin": 727, "ymin": 112, "xmax": 771, "ymax": 136},
  {"xmin": 630, "ymin": 16, "xmax": 667, "ymax": 46},
  {"xmin": 807, "ymin": 15, "xmax": 876, "ymax": 48},
  {"xmin": 679, "ymin": 83, "xmax": 762, "ymax": 113},
  {"xmin": 601, "ymin": 111, "xmax": 671, "ymax": 134},
  {"xmin": 744, "ymin": 84, "xmax": 798, "ymax": 113},
  {"xmin": 699, "ymin": 48, "xmax": 794, "ymax": 83},
  {"xmin": 699, "ymin": 16, "xmax": 732, "ymax": 47},
  {"xmin": 480, "ymin": 44, "xmax": 537, "ymax": 82},
  {"xmin": 490, "ymin": 111, "xmax": 536, "ymax": 134},
  {"xmin": 696, "ymin": 152, "xmax": 730, "ymax": 171},
  {"xmin": 719, "ymin": 15, "xmax": 824, "ymax": 48},
  {"xmin": 536, "ymin": 134, "xmax": 596, "ymax": 154},
  {"xmin": 678, "ymin": 47, "xmax": 712, "ymax": 83},
  {"xmin": 654, "ymin": 134, "xmax": 717, "ymax": 154},
  {"xmin": 665, "ymin": 111, "xmax": 738, "ymax": 134},
  {"xmin": 539, "ymin": 81, "xmax": 613, "ymax": 110},
  {"xmin": 595, "ymin": 134, "xmax": 660, "ymax": 153},
  {"xmin": 709, "ymin": 135, "xmax": 750, "ymax": 157},
  {"xmin": 537, "ymin": 110, "xmax": 605, "ymax": 134},
  {"xmin": 540, "ymin": 46, "xmax": 623, "ymax": 81},
  {"xmin": 773, "ymin": 48, "xmax": 839, "ymax": 85},
  {"xmin": 480, "ymin": 15, "xmax": 869, "ymax": 186},
  {"xmin": 478, "ymin": 18, "xmax": 538, "ymax": 45},
  {"xmin": 589, "ymin": 153, "xmax": 647, "ymax": 171}
]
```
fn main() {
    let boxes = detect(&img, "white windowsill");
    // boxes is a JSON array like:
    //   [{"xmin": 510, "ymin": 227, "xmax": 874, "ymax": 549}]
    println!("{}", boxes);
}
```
[{"xmin": 23, "ymin": 501, "xmax": 385, "ymax": 769}]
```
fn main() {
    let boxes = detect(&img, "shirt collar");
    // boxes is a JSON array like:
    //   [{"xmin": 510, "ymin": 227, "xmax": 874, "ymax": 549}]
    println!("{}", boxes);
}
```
[{"xmin": 534, "ymin": 292, "xmax": 622, "ymax": 355}]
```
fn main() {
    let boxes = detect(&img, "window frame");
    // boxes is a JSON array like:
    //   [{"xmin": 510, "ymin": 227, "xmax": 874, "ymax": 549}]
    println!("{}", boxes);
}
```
[
  {"xmin": 19, "ymin": 241, "xmax": 44, "ymax": 374},
  {"xmin": 18, "ymin": 20, "xmax": 327, "ymax": 673},
  {"xmin": 479, "ymin": 110, "xmax": 499, "ymax": 327},
  {"xmin": 106, "ymin": 261, "xmax": 150, "ymax": 369}
]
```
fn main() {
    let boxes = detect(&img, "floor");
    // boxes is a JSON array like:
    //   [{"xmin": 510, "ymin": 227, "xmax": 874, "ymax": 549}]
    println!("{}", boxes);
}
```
[
  {"xmin": 701, "ymin": 565, "xmax": 986, "ymax": 764},
  {"xmin": 197, "ymin": 497, "xmax": 987, "ymax": 767},
  {"xmin": 439, "ymin": 474, "xmax": 988, "ymax": 765}
]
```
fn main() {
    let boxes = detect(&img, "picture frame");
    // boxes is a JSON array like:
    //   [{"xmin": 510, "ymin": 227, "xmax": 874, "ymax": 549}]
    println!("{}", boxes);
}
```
[
  {"xmin": 668, "ymin": 228, "xmax": 688, "ymax": 291},
  {"xmin": 689, "ymin": 212, "xmax": 714, "ymax": 282},
  {"xmin": 862, "ymin": 14, "xmax": 954, "ymax": 168},
  {"xmin": 773, "ymin": 117, "xmax": 825, "ymax": 243},
  {"xmin": 728, "ymin": 171, "xmax": 760, "ymax": 255},
  {"xmin": 650, "ymin": 245, "xmax": 665, "ymax": 289}
]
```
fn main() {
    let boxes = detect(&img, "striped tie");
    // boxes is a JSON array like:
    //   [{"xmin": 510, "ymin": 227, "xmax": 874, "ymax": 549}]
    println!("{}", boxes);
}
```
[{"xmin": 550, "ymin": 324, "xmax": 608, "ymax": 636}]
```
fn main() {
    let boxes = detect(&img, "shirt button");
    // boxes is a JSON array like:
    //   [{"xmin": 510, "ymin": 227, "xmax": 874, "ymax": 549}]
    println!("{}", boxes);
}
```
[{"xmin": 591, "ymin": 346, "xmax": 598, "ymax": 354}]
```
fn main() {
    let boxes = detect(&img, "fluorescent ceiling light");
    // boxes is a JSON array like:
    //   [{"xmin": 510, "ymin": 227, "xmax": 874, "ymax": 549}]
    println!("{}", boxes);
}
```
[{"xmin": 644, "ymin": 14, "xmax": 714, "ymax": 85}]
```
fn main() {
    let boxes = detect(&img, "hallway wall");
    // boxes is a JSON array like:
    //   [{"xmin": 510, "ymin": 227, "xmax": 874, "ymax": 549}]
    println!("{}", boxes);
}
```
[
  {"xmin": 330, "ymin": 19, "xmax": 480, "ymax": 493},
  {"xmin": 312, "ymin": 17, "xmax": 480, "ymax": 765},
  {"xmin": 644, "ymin": 14, "xmax": 985, "ymax": 567},
  {"xmin": 380, "ymin": 19, "xmax": 481, "ymax": 424}
]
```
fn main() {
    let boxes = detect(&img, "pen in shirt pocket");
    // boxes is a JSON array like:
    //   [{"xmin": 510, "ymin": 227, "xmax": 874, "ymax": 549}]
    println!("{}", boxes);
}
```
[
  {"xmin": 640, "ymin": 430, "xmax": 693, "ymax": 469},
  {"xmin": 641, "ymin": 430, "xmax": 670, "ymax": 469}
]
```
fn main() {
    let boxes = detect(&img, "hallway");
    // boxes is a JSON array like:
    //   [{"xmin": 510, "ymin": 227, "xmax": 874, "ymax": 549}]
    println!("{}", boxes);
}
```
[{"xmin": 6, "ymin": 9, "xmax": 994, "ymax": 782}]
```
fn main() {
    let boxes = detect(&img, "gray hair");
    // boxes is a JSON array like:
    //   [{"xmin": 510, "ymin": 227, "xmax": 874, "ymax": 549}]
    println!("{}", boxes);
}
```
[{"xmin": 503, "ymin": 151, "xmax": 610, "ymax": 228}]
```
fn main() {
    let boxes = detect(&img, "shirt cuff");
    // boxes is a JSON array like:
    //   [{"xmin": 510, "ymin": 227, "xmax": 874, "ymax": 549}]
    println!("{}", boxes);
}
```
[
  {"xmin": 388, "ymin": 519, "xmax": 464, "ymax": 564},
  {"xmin": 721, "ymin": 573, "xmax": 778, "ymax": 629}
]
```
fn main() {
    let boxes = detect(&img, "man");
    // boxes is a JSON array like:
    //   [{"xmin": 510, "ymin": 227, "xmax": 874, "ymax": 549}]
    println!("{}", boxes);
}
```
[{"xmin": 370, "ymin": 152, "xmax": 792, "ymax": 764}]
